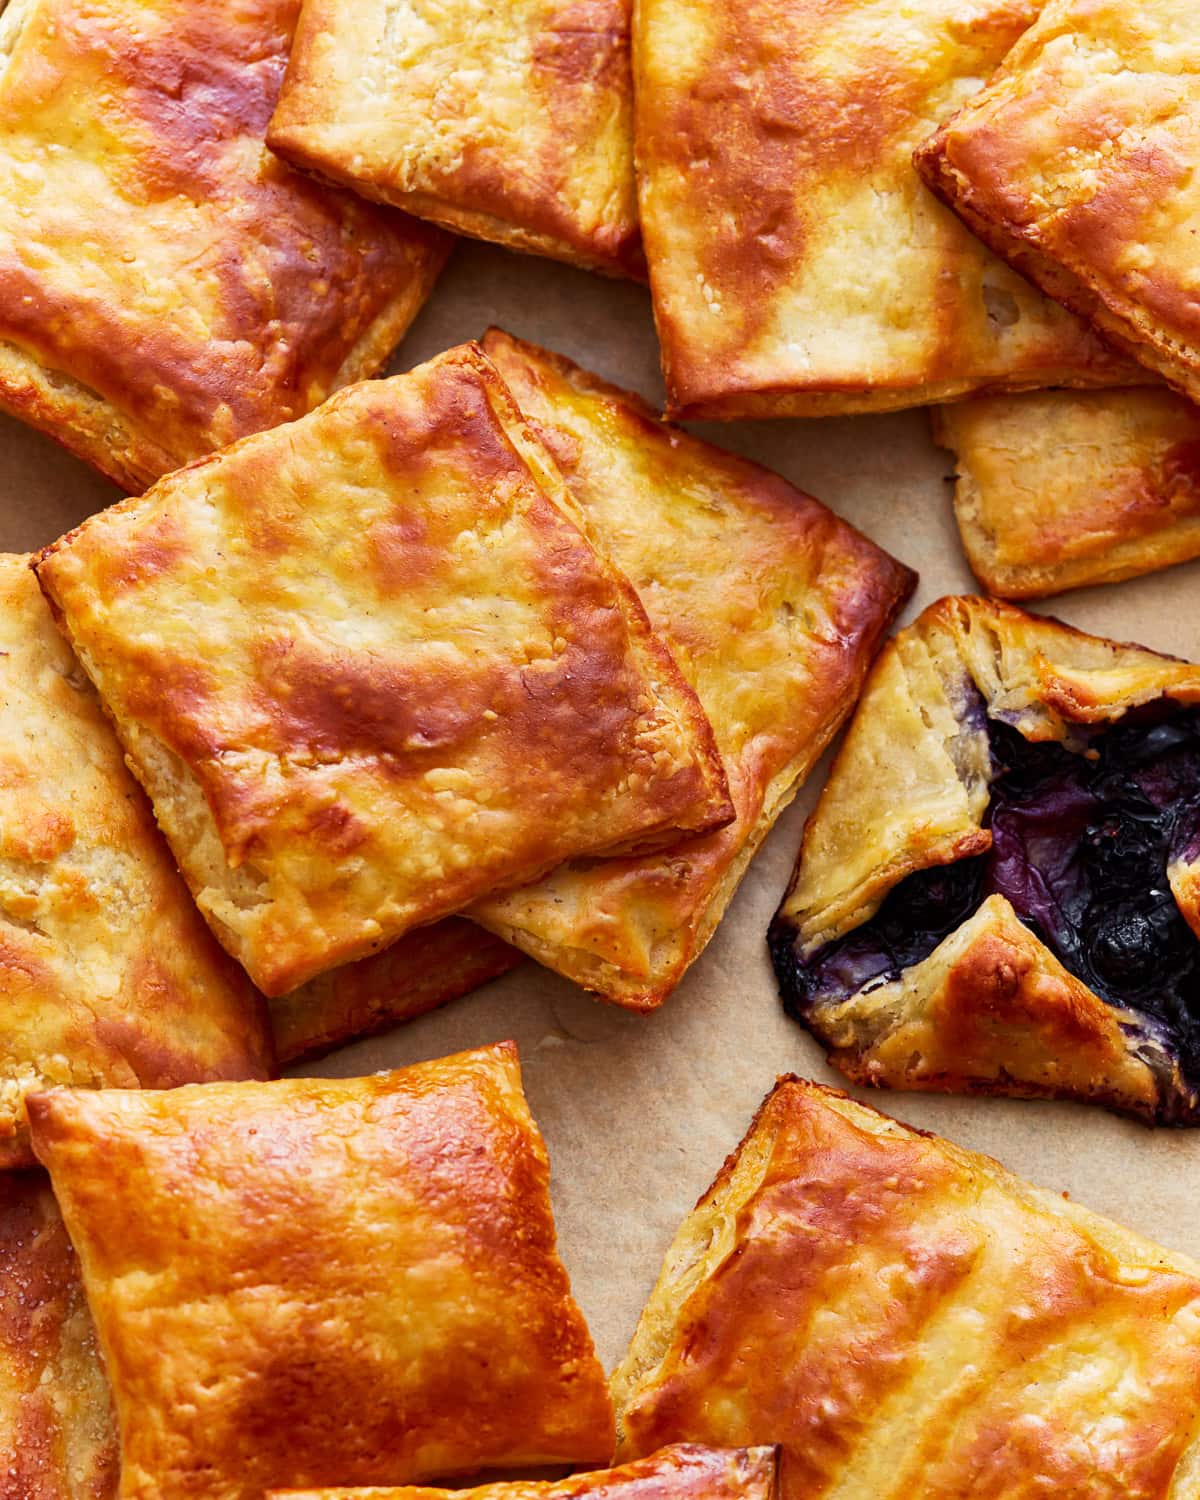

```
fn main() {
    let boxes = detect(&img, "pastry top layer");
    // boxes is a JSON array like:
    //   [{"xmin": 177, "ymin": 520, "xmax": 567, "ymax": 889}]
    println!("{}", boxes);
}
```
[
  {"xmin": 0, "ymin": 552, "xmax": 272, "ymax": 1169},
  {"xmin": 27, "ymin": 1042, "xmax": 615, "ymax": 1500},
  {"xmin": 36, "ymin": 344, "xmax": 730, "ymax": 996},
  {"xmin": 917, "ymin": 0, "xmax": 1200, "ymax": 399},
  {"xmin": 471, "ymin": 330, "xmax": 912, "ymax": 1005},
  {"xmin": 611, "ymin": 1078, "xmax": 1200, "ymax": 1499},
  {"xmin": 268, "ymin": 0, "xmax": 640, "ymax": 276},
  {"xmin": 0, "ymin": 0, "xmax": 449, "ymax": 489},
  {"xmin": 633, "ymin": 0, "xmax": 1141, "ymax": 419}
]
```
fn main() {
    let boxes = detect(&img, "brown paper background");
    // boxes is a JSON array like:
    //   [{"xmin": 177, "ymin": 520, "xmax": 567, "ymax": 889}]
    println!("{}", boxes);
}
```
[{"xmin": 8, "ymin": 239, "xmax": 1200, "ymax": 1373}]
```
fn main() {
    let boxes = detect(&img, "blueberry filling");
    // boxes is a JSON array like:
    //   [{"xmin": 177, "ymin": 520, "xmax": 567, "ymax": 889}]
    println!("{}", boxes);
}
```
[{"xmin": 772, "ymin": 707, "xmax": 1200, "ymax": 1087}]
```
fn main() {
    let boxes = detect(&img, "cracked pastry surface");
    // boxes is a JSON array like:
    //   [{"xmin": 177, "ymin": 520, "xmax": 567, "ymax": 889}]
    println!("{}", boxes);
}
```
[
  {"xmin": 27, "ymin": 1042, "xmax": 615, "ymax": 1500},
  {"xmin": 0, "ymin": 552, "xmax": 272, "ymax": 1170},
  {"xmin": 268, "ymin": 0, "xmax": 640, "ymax": 277},
  {"xmin": 35, "ymin": 343, "xmax": 731, "ymax": 997},
  {"xmin": 611, "ymin": 1078, "xmax": 1200, "ymax": 1500},
  {"xmin": 769, "ymin": 596, "xmax": 1200, "ymax": 1123},
  {"xmin": 0, "ymin": 0, "xmax": 451, "ymax": 491},
  {"xmin": 934, "ymin": 387, "xmax": 1200, "ymax": 598},
  {"xmin": 633, "ymin": 0, "xmax": 1143, "ymax": 420},
  {"xmin": 469, "ymin": 330, "xmax": 913, "ymax": 1007},
  {"xmin": 917, "ymin": 0, "xmax": 1200, "ymax": 403}
]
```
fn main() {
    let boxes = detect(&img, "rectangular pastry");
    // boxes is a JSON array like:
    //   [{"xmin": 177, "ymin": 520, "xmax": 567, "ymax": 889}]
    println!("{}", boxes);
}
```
[
  {"xmin": 268, "ymin": 0, "xmax": 640, "ymax": 277},
  {"xmin": 469, "ymin": 332, "xmax": 913, "ymax": 1005},
  {"xmin": 612, "ymin": 1077, "xmax": 1200, "ymax": 1497},
  {"xmin": 934, "ymin": 387, "xmax": 1200, "ymax": 598},
  {"xmin": 633, "ymin": 0, "xmax": 1143, "ymax": 419},
  {"xmin": 28, "ymin": 1042, "xmax": 615, "ymax": 1500},
  {"xmin": 35, "ymin": 343, "xmax": 731, "ymax": 996},
  {"xmin": 917, "ymin": 0, "xmax": 1200, "ymax": 402},
  {"xmin": 0, "ymin": 0, "xmax": 451, "ymax": 491},
  {"xmin": 0, "ymin": 552, "xmax": 272, "ymax": 1170}
]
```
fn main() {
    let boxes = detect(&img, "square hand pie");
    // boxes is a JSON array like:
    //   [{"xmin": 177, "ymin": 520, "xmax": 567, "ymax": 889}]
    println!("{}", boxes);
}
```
[
  {"xmin": 35, "ymin": 343, "xmax": 731, "ymax": 997},
  {"xmin": 934, "ymin": 387, "xmax": 1200, "ymax": 598},
  {"xmin": 0, "ymin": 0, "xmax": 451, "ymax": 492},
  {"xmin": 611, "ymin": 1078, "xmax": 1200, "ymax": 1499},
  {"xmin": 27, "ymin": 1042, "xmax": 615, "ymax": 1500},
  {"xmin": 769, "ymin": 595, "xmax": 1200, "ymax": 1124},
  {"xmin": 469, "ymin": 331, "xmax": 913, "ymax": 1006},
  {"xmin": 633, "ymin": 0, "xmax": 1143, "ymax": 420},
  {"xmin": 268, "ymin": 1444, "xmax": 779, "ymax": 1500},
  {"xmin": 268, "ymin": 0, "xmax": 640, "ymax": 277},
  {"xmin": 0, "ymin": 1170, "xmax": 118, "ymax": 1500},
  {"xmin": 0, "ymin": 552, "xmax": 272, "ymax": 1170},
  {"xmin": 917, "ymin": 0, "xmax": 1200, "ymax": 403}
]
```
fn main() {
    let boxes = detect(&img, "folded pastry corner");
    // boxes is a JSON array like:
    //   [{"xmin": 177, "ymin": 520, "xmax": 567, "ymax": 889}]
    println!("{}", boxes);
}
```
[
  {"xmin": 611, "ymin": 1077, "xmax": 1200, "ymax": 1496},
  {"xmin": 770, "ymin": 595, "xmax": 1200, "ymax": 1123}
]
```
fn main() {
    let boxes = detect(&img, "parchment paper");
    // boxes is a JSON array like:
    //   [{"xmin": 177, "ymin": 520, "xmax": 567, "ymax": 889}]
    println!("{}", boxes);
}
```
[{"xmin": 7, "ymin": 239, "xmax": 1200, "ymax": 1373}]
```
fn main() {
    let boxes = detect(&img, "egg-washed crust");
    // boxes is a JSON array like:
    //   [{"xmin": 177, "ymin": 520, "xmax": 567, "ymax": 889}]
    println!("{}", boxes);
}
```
[
  {"xmin": 632, "ymin": 0, "xmax": 1145, "ymax": 422},
  {"xmin": 267, "ymin": 0, "xmax": 641, "ymax": 278},
  {"xmin": 266, "ymin": 1443, "xmax": 779, "ymax": 1500},
  {"xmin": 0, "ymin": 1171, "xmax": 118, "ymax": 1500},
  {"xmin": 770, "ymin": 595, "xmax": 1200, "ymax": 1122},
  {"xmin": 933, "ymin": 388, "xmax": 1200, "ymax": 599},
  {"xmin": 0, "ymin": 0, "xmax": 451, "ymax": 493},
  {"xmin": 35, "ymin": 344, "xmax": 732, "ymax": 997},
  {"xmin": 916, "ymin": 0, "xmax": 1200, "ymax": 405},
  {"xmin": 468, "ymin": 331, "xmax": 913, "ymax": 1007},
  {"xmin": 611, "ymin": 1078, "xmax": 1200, "ymax": 1500},
  {"xmin": 27, "ymin": 1043, "xmax": 615, "ymax": 1500},
  {"xmin": 0, "ymin": 553, "xmax": 273, "ymax": 1170}
]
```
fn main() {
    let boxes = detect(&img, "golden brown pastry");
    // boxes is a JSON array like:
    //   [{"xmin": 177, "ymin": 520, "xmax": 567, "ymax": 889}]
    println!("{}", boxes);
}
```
[
  {"xmin": 934, "ymin": 388, "xmax": 1200, "ymax": 598},
  {"xmin": 632, "ymin": 0, "xmax": 1144, "ymax": 420},
  {"xmin": 267, "ymin": 1444, "xmax": 778, "ymax": 1500},
  {"xmin": 0, "ymin": 552, "xmax": 272, "ymax": 1170},
  {"xmin": 612, "ymin": 1077, "xmax": 1200, "ymax": 1500},
  {"xmin": 917, "ymin": 0, "xmax": 1200, "ymax": 403},
  {"xmin": 469, "ymin": 331, "xmax": 913, "ymax": 1006},
  {"xmin": 0, "ymin": 1170, "xmax": 117, "ymax": 1499},
  {"xmin": 0, "ymin": 0, "xmax": 451, "ymax": 491},
  {"xmin": 27, "ymin": 1042, "xmax": 615, "ymax": 1500},
  {"xmin": 35, "ymin": 343, "xmax": 732, "ymax": 997},
  {"xmin": 770, "ymin": 596, "xmax": 1200, "ymax": 1123},
  {"xmin": 268, "ymin": 0, "xmax": 640, "ymax": 277}
]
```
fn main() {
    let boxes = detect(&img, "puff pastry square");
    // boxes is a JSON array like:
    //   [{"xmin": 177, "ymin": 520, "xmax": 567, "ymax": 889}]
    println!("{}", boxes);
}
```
[
  {"xmin": 27, "ymin": 1042, "xmax": 615, "ymax": 1500},
  {"xmin": 267, "ymin": 1444, "xmax": 779, "ymax": 1500},
  {"xmin": 469, "ymin": 331, "xmax": 913, "ymax": 1005},
  {"xmin": 35, "ymin": 343, "xmax": 731, "ymax": 997},
  {"xmin": 0, "ymin": 0, "xmax": 451, "ymax": 491},
  {"xmin": 0, "ymin": 552, "xmax": 272, "ymax": 1170},
  {"xmin": 268, "ymin": 0, "xmax": 640, "ymax": 277},
  {"xmin": 769, "ymin": 595, "xmax": 1200, "ymax": 1123},
  {"xmin": 0, "ymin": 1170, "xmax": 118, "ymax": 1500},
  {"xmin": 934, "ymin": 388, "xmax": 1200, "ymax": 598},
  {"xmin": 917, "ymin": 0, "xmax": 1200, "ymax": 402},
  {"xmin": 633, "ymin": 0, "xmax": 1144, "ymax": 420},
  {"xmin": 612, "ymin": 1077, "xmax": 1200, "ymax": 1499}
]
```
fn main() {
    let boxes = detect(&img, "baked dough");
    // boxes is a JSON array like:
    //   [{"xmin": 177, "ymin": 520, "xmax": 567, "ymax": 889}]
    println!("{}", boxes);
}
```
[
  {"xmin": 0, "ymin": 552, "xmax": 272, "ymax": 1170},
  {"xmin": 934, "ymin": 388, "xmax": 1200, "ymax": 598},
  {"xmin": 611, "ymin": 1077, "xmax": 1200, "ymax": 1499},
  {"xmin": 469, "ymin": 331, "xmax": 913, "ymax": 1006},
  {"xmin": 917, "ymin": 0, "xmax": 1200, "ymax": 403},
  {"xmin": 0, "ymin": 0, "xmax": 451, "ymax": 492},
  {"xmin": 36, "ymin": 344, "xmax": 732, "ymax": 997},
  {"xmin": 268, "ymin": 0, "xmax": 640, "ymax": 277},
  {"xmin": 267, "ymin": 1444, "xmax": 778, "ymax": 1500},
  {"xmin": 0, "ymin": 1170, "xmax": 118, "ymax": 1499},
  {"xmin": 27, "ymin": 1041, "xmax": 615, "ymax": 1500},
  {"xmin": 633, "ymin": 0, "xmax": 1144, "ymax": 420},
  {"xmin": 770, "ymin": 596, "xmax": 1200, "ymax": 1122}
]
